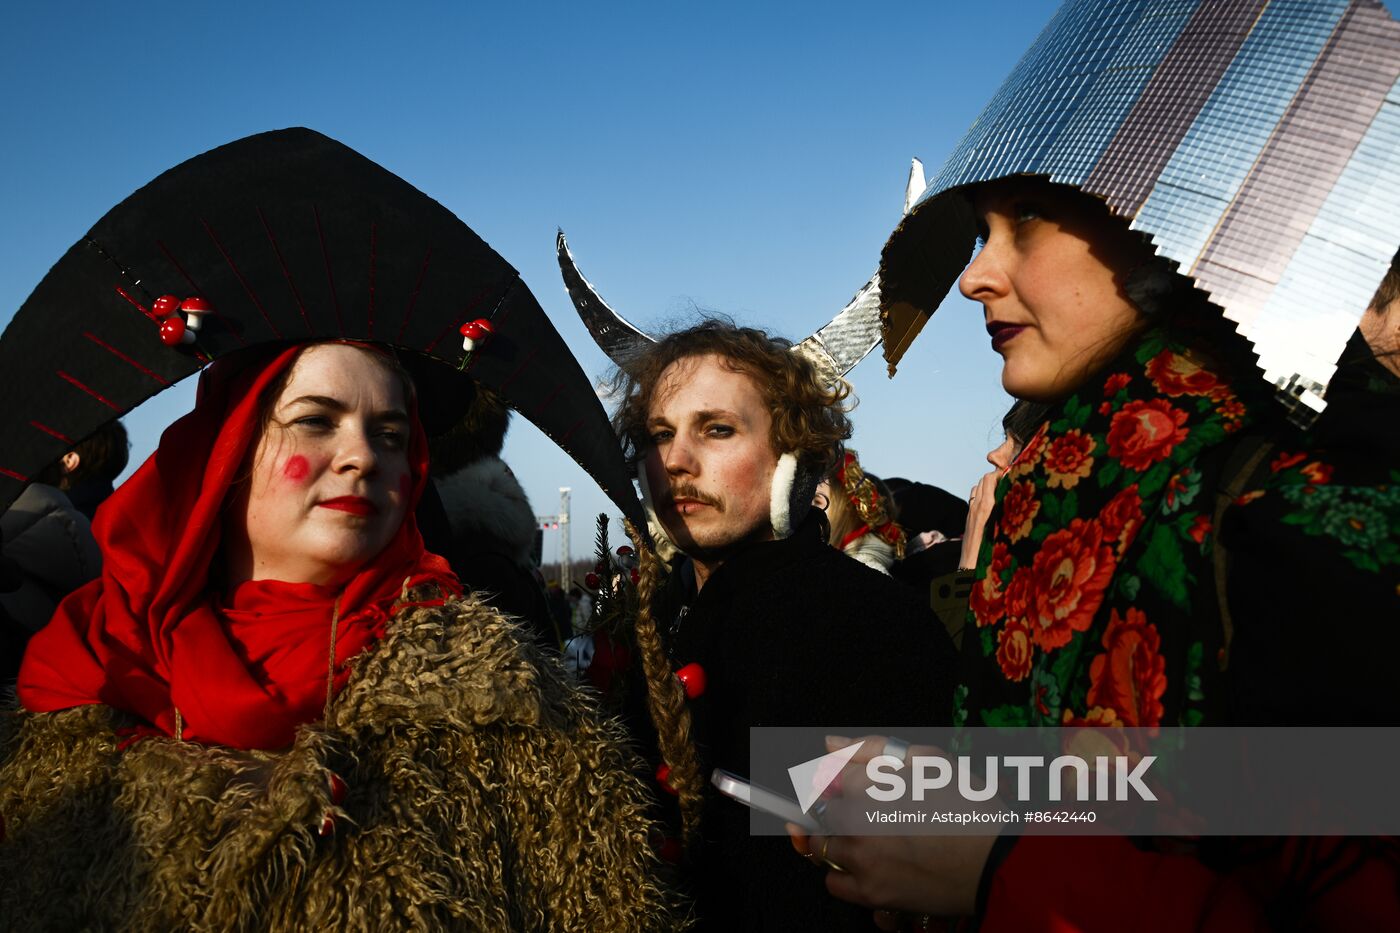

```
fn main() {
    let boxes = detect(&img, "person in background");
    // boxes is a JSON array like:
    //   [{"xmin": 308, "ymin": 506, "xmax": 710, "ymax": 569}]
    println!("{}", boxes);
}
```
[
  {"xmin": 885, "ymin": 476, "xmax": 970, "ymax": 616},
  {"xmin": 791, "ymin": 171, "xmax": 1400, "ymax": 932},
  {"xmin": 1359, "ymin": 250, "xmax": 1399, "ymax": 377},
  {"xmin": 882, "ymin": 478, "xmax": 968, "ymax": 561},
  {"xmin": 818, "ymin": 449, "xmax": 906, "ymax": 574},
  {"xmin": 0, "ymin": 425, "xmax": 115, "ymax": 643},
  {"xmin": 419, "ymin": 385, "xmax": 565, "ymax": 651},
  {"xmin": 0, "ymin": 127, "xmax": 685, "ymax": 930},
  {"xmin": 47, "ymin": 419, "xmax": 130, "ymax": 522},
  {"xmin": 3, "ymin": 342, "xmax": 680, "ymax": 928},
  {"xmin": 957, "ymin": 400, "xmax": 1049, "ymax": 571},
  {"xmin": 608, "ymin": 320, "xmax": 956, "ymax": 931}
]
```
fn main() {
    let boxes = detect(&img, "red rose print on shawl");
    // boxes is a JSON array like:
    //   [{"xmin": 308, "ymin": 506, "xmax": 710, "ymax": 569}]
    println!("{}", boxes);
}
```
[
  {"xmin": 999, "ymin": 480, "xmax": 1040, "ymax": 543},
  {"xmin": 1098, "ymin": 485, "xmax": 1145, "ymax": 553},
  {"xmin": 996, "ymin": 621, "xmax": 1034, "ymax": 682},
  {"xmin": 1008, "ymin": 423, "xmax": 1049, "ymax": 479},
  {"xmin": 1107, "ymin": 399, "xmax": 1189, "ymax": 472},
  {"xmin": 1300, "ymin": 462, "xmax": 1333, "ymax": 485},
  {"xmin": 1104, "ymin": 373, "xmax": 1132, "ymax": 396},
  {"xmin": 1024, "ymin": 518, "xmax": 1116, "ymax": 651},
  {"xmin": 1086, "ymin": 607, "xmax": 1167, "ymax": 727},
  {"xmin": 1145, "ymin": 349, "xmax": 1221, "ymax": 397},
  {"xmin": 970, "ymin": 542, "xmax": 1013, "ymax": 627}
]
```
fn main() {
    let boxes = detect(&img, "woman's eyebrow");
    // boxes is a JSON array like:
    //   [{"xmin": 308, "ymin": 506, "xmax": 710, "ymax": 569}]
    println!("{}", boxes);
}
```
[
  {"xmin": 283, "ymin": 395, "xmax": 409, "ymax": 422},
  {"xmin": 284, "ymin": 394, "xmax": 348, "ymax": 411}
]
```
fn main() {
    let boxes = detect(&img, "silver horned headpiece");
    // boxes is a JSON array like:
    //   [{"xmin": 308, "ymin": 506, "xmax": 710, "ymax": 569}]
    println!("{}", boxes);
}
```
[{"xmin": 556, "ymin": 159, "xmax": 927, "ymax": 386}]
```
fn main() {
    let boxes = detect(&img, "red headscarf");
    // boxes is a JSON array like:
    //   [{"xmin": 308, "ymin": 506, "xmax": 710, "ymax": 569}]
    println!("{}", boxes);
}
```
[{"xmin": 17, "ymin": 343, "xmax": 460, "ymax": 749}]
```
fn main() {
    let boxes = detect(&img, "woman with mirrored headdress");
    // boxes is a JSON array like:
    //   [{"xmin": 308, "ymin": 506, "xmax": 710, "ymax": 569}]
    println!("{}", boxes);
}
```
[
  {"xmin": 789, "ymin": 1, "xmax": 1400, "ymax": 928},
  {"xmin": 0, "ymin": 131, "xmax": 683, "ymax": 931}
]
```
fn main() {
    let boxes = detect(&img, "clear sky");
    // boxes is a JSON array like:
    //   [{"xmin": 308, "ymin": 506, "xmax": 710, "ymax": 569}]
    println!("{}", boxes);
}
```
[{"xmin": 9, "ymin": 1, "xmax": 1381, "ymax": 562}]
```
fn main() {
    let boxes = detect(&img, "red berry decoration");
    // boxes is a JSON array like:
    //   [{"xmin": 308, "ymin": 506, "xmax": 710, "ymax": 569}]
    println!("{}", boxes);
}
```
[
  {"xmin": 655, "ymin": 763, "xmax": 677, "ymax": 795},
  {"xmin": 616, "ymin": 546, "xmax": 634, "ymax": 557},
  {"xmin": 159, "ymin": 315, "xmax": 189, "ymax": 346},
  {"xmin": 584, "ymin": 572, "xmax": 600, "ymax": 589},
  {"xmin": 318, "ymin": 813, "xmax": 336, "ymax": 837},
  {"xmin": 629, "ymin": 568, "xmax": 640, "ymax": 584},
  {"xmin": 152, "ymin": 294, "xmax": 181, "ymax": 318},
  {"xmin": 675, "ymin": 662, "xmax": 706, "ymax": 699}
]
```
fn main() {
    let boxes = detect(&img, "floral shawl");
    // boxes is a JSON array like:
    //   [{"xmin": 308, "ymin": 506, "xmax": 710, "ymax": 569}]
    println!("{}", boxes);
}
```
[{"xmin": 957, "ymin": 320, "xmax": 1270, "ymax": 728}]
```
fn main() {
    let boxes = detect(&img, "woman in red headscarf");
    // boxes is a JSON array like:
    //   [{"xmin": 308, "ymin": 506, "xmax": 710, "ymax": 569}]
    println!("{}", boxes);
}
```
[{"xmin": 0, "ymin": 342, "xmax": 681, "ymax": 930}]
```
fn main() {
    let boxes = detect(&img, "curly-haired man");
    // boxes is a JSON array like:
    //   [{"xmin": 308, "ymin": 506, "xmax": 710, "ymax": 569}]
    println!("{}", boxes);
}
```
[{"xmin": 610, "ymin": 320, "xmax": 957, "ymax": 932}]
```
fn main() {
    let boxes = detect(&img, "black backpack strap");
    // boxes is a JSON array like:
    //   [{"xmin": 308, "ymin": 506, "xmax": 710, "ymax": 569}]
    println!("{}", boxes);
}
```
[{"xmin": 1212, "ymin": 435, "xmax": 1275, "ymax": 672}]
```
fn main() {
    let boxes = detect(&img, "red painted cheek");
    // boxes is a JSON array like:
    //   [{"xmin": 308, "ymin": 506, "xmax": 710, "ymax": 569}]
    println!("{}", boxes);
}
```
[{"xmin": 282, "ymin": 454, "xmax": 310, "ymax": 483}]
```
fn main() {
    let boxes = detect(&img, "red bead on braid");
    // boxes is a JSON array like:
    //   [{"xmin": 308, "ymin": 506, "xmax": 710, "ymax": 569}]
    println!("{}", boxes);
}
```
[{"xmin": 675, "ymin": 663, "xmax": 706, "ymax": 700}]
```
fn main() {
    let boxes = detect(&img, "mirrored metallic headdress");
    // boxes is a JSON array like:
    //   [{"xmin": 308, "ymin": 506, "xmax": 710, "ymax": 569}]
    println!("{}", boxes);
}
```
[{"xmin": 880, "ymin": 0, "xmax": 1400, "ymax": 414}]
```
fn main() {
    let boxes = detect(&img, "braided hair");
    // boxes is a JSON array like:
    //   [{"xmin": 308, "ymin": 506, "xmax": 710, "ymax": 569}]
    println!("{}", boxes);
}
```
[{"xmin": 625, "ymin": 521, "xmax": 704, "ymax": 846}]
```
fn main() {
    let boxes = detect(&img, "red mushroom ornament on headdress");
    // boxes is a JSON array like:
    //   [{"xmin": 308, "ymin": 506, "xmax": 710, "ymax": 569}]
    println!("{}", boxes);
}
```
[
  {"xmin": 459, "ymin": 318, "xmax": 494, "ymax": 354},
  {"xmin": 153, "ymin": 294, "xmax": 211, "ymax": 346},
  {"xmin": 159, "ymin": 315, "xmax": 192, "ymax": 346},
  {"xmin": 180, "ymin": 296, "xmax": 212, "ymax": 333}
]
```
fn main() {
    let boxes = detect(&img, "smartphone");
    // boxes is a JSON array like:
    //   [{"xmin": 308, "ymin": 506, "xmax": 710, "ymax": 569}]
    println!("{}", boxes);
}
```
[{"xmin": 711, "ymin": 768, "xmax": 823, "ymax": 833}]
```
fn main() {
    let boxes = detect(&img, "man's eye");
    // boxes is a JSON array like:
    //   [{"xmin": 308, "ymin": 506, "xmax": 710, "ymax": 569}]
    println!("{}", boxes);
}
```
[
  {"xmin": 649, "ymin": 430, "xmax": 674, "ymax": 444},
  {"xmin": 706, "ymin": 425, "xmax": 734, "ymax": 438}
]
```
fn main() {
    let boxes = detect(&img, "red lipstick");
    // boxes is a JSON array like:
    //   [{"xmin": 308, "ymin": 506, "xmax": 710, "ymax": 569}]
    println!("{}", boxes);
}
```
[
  {"xmin": 987, "ymin": 322, "xmax": 1026, "ymax": 352},
  {"xmin": 317, "ymin": 496, "xmax": 377, "ymax": 516}
]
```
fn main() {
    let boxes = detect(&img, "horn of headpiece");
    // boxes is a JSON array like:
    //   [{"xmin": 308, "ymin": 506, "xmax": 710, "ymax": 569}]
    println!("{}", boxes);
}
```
[
  {"xmin": 558, "ymin": 159, "xmax": 921, "ymax": 385},
  {"xmin": 556, "ymin": 230, "xmax": 656, "ymax": 375}
]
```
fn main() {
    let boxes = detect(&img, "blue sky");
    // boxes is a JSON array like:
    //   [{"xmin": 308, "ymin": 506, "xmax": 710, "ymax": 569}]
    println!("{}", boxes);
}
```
[{"xmin": 9, "ymin": 1, "xmax": 1367, "ymax": 559}]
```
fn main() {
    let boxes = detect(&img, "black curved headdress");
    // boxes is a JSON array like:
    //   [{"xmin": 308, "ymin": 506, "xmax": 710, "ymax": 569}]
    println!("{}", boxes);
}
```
[{"xmin": 0, "ymin": 128, "xmax": 644, "ymax": 530}]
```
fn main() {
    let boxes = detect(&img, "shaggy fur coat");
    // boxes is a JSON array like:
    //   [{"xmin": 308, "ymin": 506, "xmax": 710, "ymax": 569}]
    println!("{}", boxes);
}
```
[{"xmin": 0, "ymin": 592, "xmax": 684, "ymax": 931}]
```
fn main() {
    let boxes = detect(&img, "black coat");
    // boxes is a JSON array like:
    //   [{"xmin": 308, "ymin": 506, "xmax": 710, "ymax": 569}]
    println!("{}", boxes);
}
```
[{"xmin": 653, "ymin": 518, "xmax": 957, "ymax": 931}]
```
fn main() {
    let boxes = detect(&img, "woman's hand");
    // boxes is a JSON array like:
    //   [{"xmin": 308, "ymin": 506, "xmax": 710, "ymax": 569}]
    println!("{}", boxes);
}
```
[
  {"xmin": 787, "ymin": 735, "xmax": 1004, "ymax": 920},
  {"xmin": 958, "ymin": 469, "xmax": 1002, "ymax": 570}
]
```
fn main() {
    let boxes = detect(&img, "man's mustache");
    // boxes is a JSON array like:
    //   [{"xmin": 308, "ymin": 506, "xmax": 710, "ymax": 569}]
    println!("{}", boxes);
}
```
[{"xmin": 663, "ymin": 483, "xmax": 724, "ymax": 512}]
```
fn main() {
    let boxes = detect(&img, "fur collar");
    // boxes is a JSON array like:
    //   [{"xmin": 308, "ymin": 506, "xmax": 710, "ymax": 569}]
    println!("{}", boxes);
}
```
[
  {"xmin": 0, "ymin": 594, "xmax": 680, "ymax": 930},
  {"xmin": 434, "ymin": 456, "xmax": 537, "ymax": 565}
]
